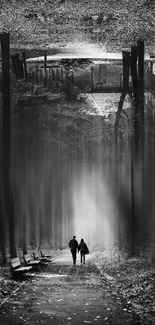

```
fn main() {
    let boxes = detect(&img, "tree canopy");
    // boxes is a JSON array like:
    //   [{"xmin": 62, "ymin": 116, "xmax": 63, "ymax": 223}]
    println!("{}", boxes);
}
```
[{"xmin": 0, "ymin": 0, "xmax": 155, "ymax": 53}]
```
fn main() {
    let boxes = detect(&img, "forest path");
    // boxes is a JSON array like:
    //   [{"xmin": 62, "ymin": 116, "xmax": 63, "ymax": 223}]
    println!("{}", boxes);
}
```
[
  {"xmin": 86, "ymin": 93, "xmax": 120, "ymax": 118},
  {"xmin": 85, "ymin": 93, "xmax": 131, "ymax": 119},
  {"xmin": 0, "ymin": 251, "xmax": 142, "ymax": 325}
]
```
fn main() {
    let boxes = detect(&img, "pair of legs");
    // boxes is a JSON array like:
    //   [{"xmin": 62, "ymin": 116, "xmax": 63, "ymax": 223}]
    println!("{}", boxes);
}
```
[
  {"xmin": 80, "ymin": 250, "xmax": 85, "ymax": 264},
  {"xmin": 71, "ymin": 249, "xmax": 77, "ymax": 264}
]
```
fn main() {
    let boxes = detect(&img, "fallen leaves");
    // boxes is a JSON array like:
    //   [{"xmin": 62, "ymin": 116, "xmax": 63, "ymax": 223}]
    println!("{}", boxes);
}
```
[
  {"xmin": 93, "ymin": 251, "xmax": 155, "ymax": 324},
  {"xmin": 57, "ymin": 298, "xmax": 63, "ymax": 302},
  {"xmin": 103, "ymin": 273, "xmax": 114, "ymax": 281}
]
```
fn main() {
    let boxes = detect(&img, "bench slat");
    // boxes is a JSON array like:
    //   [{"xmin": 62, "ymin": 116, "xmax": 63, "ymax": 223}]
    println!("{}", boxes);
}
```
[
  {"xmin": 12, "ymin": 262, "xmax": 21, "ymax": 268},
  {"xmin": 11, "ymin": 257, "xmax": 21, "ymax": 269},
  {"xmin": 14, "ymin": 266, "xmax": 32, "ymax": 272},
  {"xmin": 27, "ymin": 260, "xmax": 40, "ymax": 265}
]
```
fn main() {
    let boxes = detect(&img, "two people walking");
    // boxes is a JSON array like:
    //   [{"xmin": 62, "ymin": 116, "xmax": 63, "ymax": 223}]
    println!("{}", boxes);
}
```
[{"xmin": 69, "ymin": 236, "xmax": 89, "ymax": 265}]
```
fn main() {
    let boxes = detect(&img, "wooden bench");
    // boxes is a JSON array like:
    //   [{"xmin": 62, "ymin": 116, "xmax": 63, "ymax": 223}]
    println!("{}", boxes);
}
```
[
  {"xmin": 11, "ymin": 257, "xmax": 32, "ymax": 277},
  {"xmin": 33, "ymin": 251, "xmax": 49, "ymax": 265},
  {"xmin": 24, "ymin": 253, "xmax": 41, "ymax": 267},
  {"xmin": 40, "ymin": 250, "xmax": 52, "ymax": 259}
]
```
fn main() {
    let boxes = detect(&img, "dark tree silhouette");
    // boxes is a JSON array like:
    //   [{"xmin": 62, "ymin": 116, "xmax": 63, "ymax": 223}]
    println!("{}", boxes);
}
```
[
  {"xmin": 130, "ymin": 41, "xmax": 145, "ymax": 255},
  {"xmin": 1, "ymin": 33, "xmax": 17, "ymax": 258}
]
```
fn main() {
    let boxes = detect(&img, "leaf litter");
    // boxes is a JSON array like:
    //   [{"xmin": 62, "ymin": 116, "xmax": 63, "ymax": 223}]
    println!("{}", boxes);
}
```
[{"xmin": 92, "ymin": 248, "xmax": 155, "ymax": 324}]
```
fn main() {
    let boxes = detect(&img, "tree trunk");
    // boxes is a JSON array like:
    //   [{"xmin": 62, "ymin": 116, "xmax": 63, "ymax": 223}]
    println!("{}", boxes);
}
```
[
  {"xmin": 138, "ymin": 41, "xmax": 144, "ymax": 145},
  {"xmin": 130, "ymin": 136, "xmax": 136, "ymax": 255},
  {"xmin": 44, "ymin": 52, "xmax": 47, "ymax": 87},
  {"xmin": 9, "ymin": 194, "xmax": 17, "ymax": 258},
  {"xmin": 115, "ymin": 52, "xmax": 131, "ymax": 146},
  {"xmin": 11, "ymin": 53, "xmax": 24, "ymax": 79},
  {"xmin": 114, "ymin": 51, "xmax": 131, "ymax": 251},
  {"xmin": 0, "ymin": 124, "xmax": 6, "ymax": 264},
  {"xmin": 1, "ymin": 33, "xmax": 17, "ymax": 258},
  {"xmin": 122, "ymin": 51, "xmax": 130, "ymax": 90},
  {"xmin": 137, "ymin": 40, "xmax": 145, "ymax": 244},
  {"xmin": 0, "ymin": 210, "xmax": 7, "ymax": 264},
  {"xmin": 39, "ymin": 208, "xmax": 43, "ymax": 249},
  {"xmin": 130, "ymin": 41, "xmax": 145, "ymax": 255},
  {"xmin": 130, "ymin": 46, "xmax": 140, "ymax": 157},
  {"xmin": 22, "ymin": 135, "xmax": 28, "ymax": 255},
  {"xmin": 137, "ymin": 41, "xmax": 145, "ymax": 164},
  {"xmin": 22, "ymin": 52, "xmax": 28, "ymax": 79},
  {"xmin": 22, "ymin": 203, "xmax": 27, "ymax": 255},
  {"xmin": 91, "ymin": 66, "xmax": 94, "ymax": 92}
]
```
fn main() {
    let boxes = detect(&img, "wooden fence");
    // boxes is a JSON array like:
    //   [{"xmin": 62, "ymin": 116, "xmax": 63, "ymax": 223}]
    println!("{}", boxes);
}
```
[{"xmin": 27, "ymin": 64, "xmax": 74, "ymax": 92}]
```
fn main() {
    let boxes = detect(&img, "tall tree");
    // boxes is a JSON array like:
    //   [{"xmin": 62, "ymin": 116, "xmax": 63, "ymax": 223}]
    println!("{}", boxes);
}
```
[
  {"xmin": 114, "ymin": 51, "xmax": 133, "ymax": 251},
  {"xmin": 0, "ymin": 94, "xmax": 6, "ymax": 263},
  {"xmin": 115, "ymin": 51, "xmax": 132, "ymax": 149},
  {"xmin": 137, "ymin": 40, "xmax": 145, "ymax": 242},
  {"xmin": 130, "ymin": 45, "xmax": 138, "ymax": 255},
  {"xmin": 130, "ymin": 41, "xmax": 145, "ymax": 254},
  {"xmin": 1, "ymin": 33, "xmax": 17, "ymax": 258},
  {"xmin": 0, "ymin": 180, "xmax": 7, "ymax": 263},
  {"xmin": 22, "ymin": 52, "xmax": 28, "ymax": 80}
]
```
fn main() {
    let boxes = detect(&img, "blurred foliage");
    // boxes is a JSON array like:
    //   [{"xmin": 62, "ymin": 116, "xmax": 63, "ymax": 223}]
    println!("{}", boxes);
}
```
[{"xmin": 0, "ymin": 0, "xmax": 155, "ymax": 51}]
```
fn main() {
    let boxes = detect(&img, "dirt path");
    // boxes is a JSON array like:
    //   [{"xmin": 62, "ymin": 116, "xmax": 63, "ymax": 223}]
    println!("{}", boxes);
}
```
[
  {"xmin": 86, "ymin": 93, "xmax": 131, "ymax": 119},
  {"xmin": 0, "ymin": 252, "xmax": 142, "ymax": 325}
]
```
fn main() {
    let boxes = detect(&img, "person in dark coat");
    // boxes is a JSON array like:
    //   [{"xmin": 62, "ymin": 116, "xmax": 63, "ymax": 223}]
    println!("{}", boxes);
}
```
[
  {"xmin": 69, "ymin": 235, "xmax": 78, "ymax": 265},
  {"xmin": 78, "ymin": 239, "xmax": 88, "ymax": 264}
]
